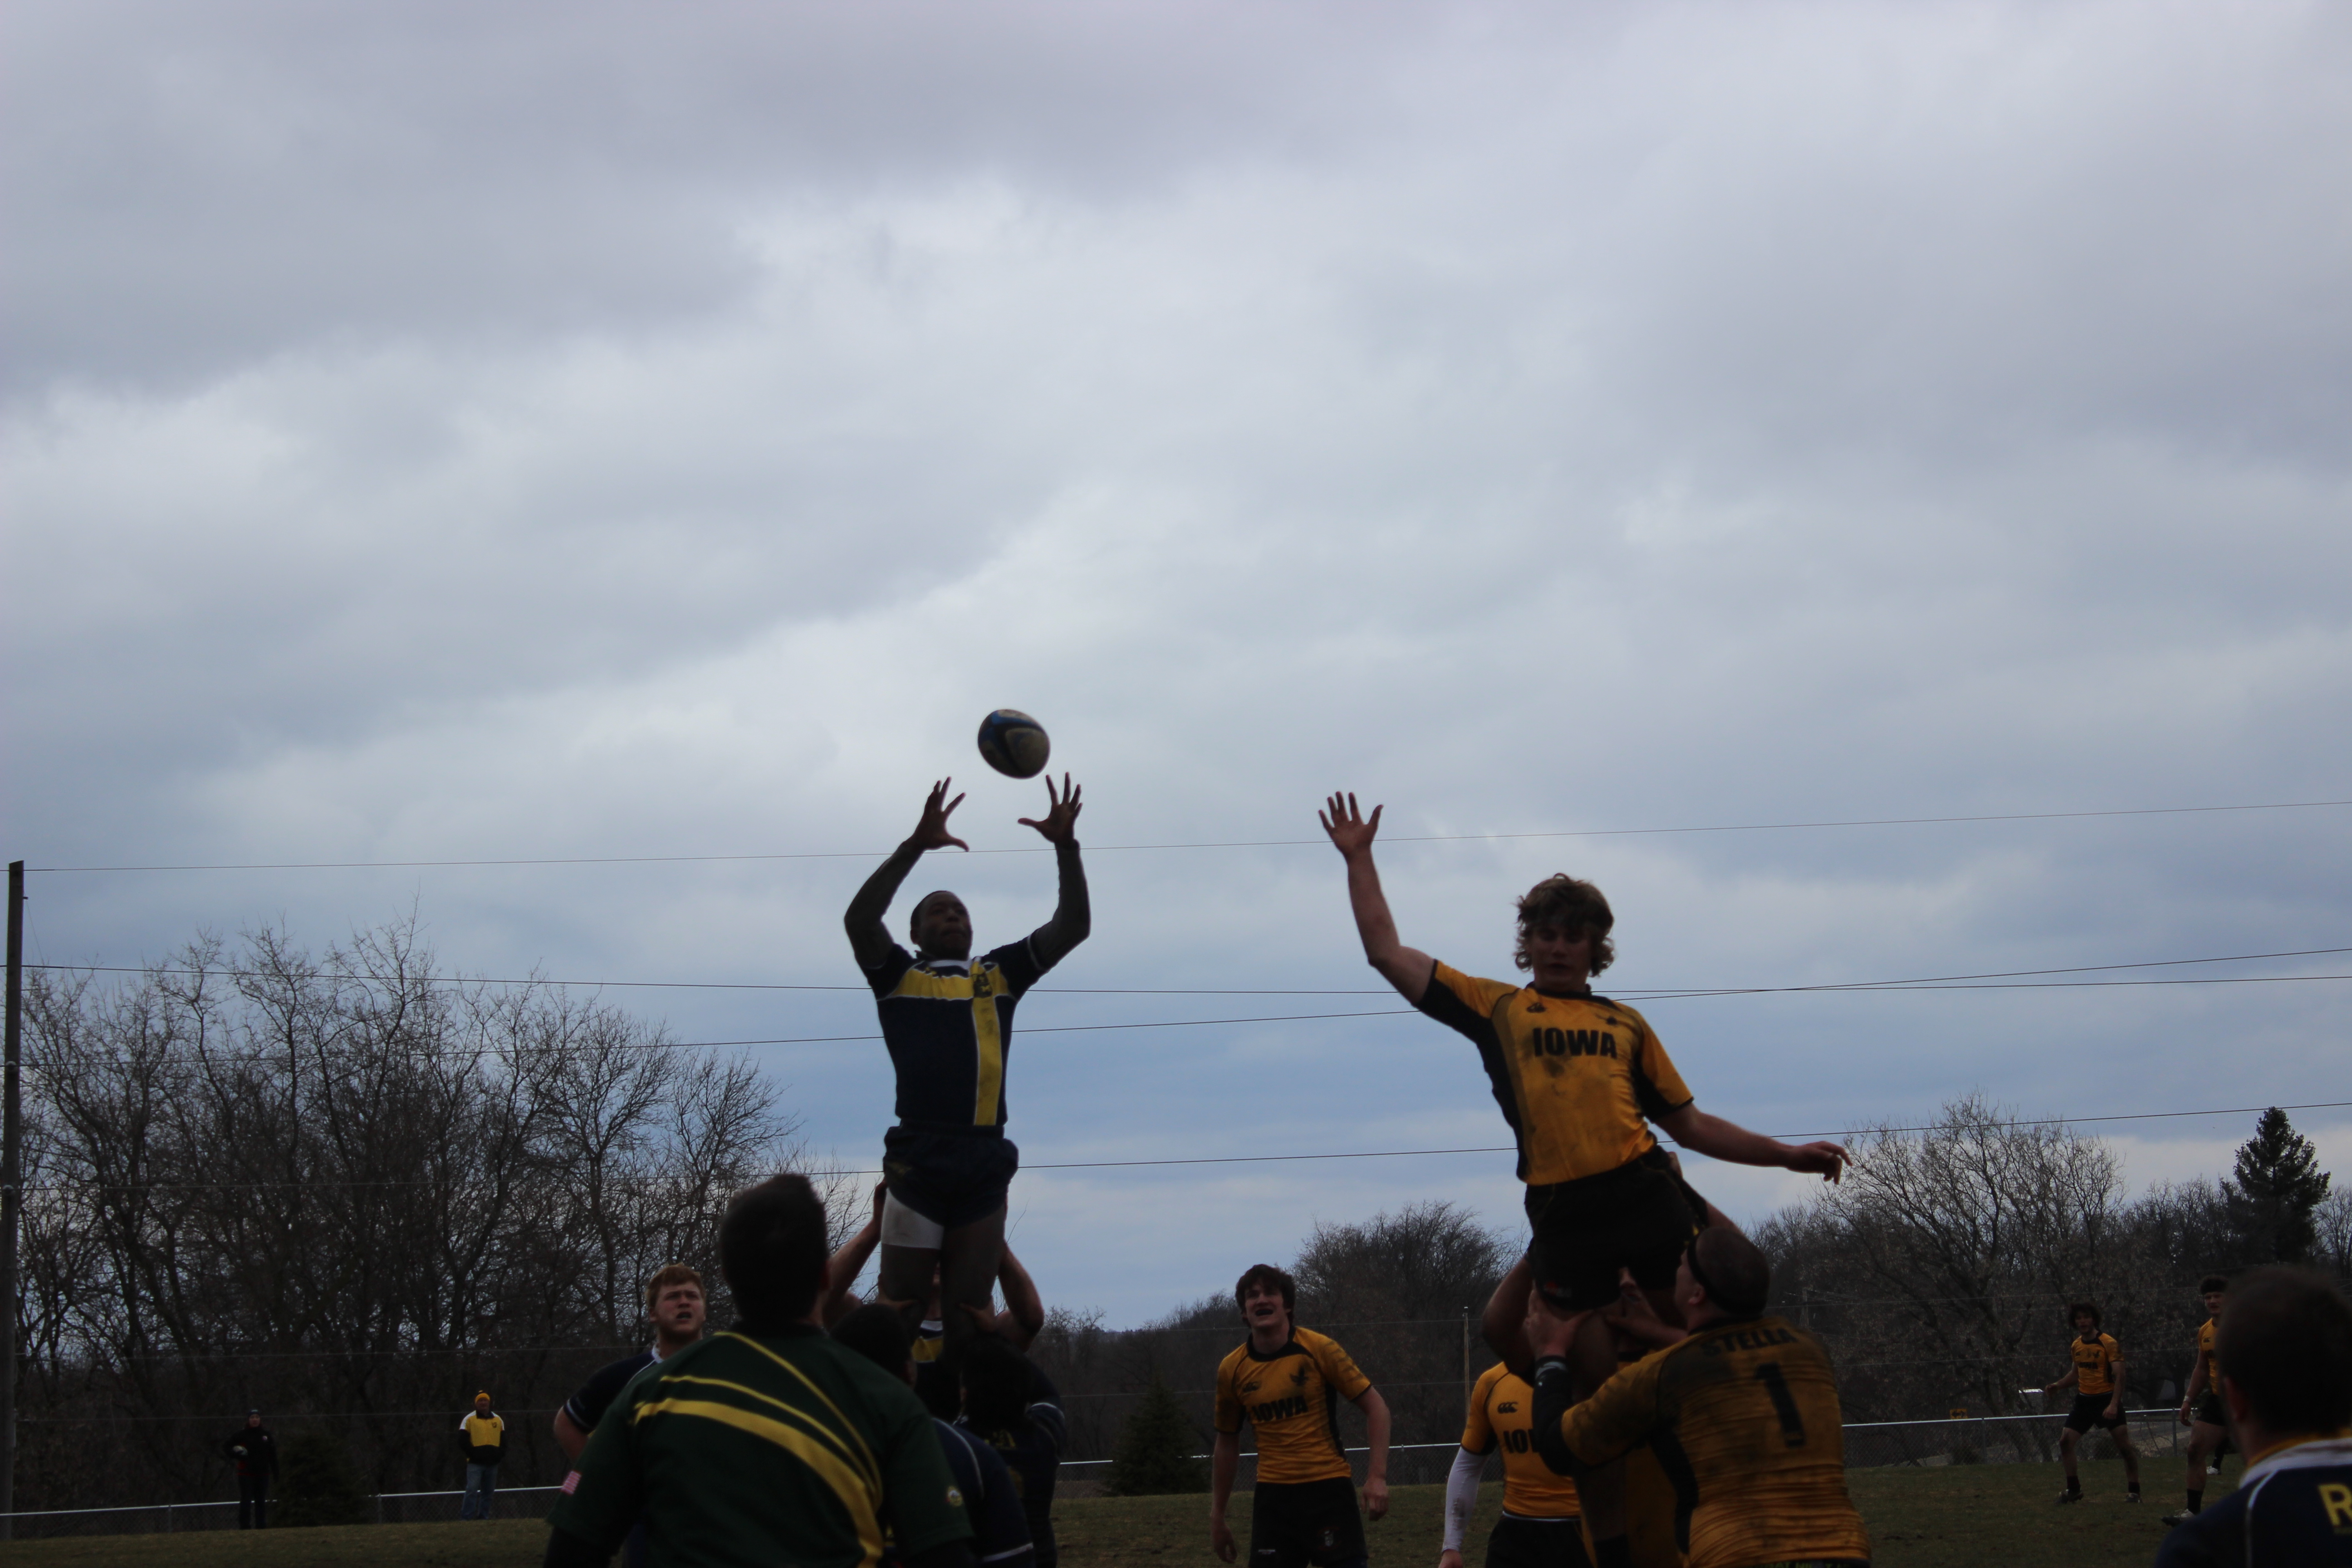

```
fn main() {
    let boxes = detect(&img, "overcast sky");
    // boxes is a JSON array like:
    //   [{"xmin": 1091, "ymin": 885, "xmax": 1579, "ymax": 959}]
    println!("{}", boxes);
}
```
[{"xmin": 5, "ymin": 0, "xmax": 2350, "ymax": 1328}]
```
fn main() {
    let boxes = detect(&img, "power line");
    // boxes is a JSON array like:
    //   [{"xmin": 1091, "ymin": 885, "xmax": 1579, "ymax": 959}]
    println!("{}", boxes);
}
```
[
  {"xmin": 23, "ymin": 942, "xmax": 2352, "ymax": 1003},
  {"xmin": 24, "ymin": 795, "xmax": 2352, "ymax": 873},
  {"xmin": 18, "ymin": 972, "xmax": 2352, "ymax": 1076},
  {"xmin": 21, "ymin": 1100, "xmax": 2350, "ymax": 1193}
]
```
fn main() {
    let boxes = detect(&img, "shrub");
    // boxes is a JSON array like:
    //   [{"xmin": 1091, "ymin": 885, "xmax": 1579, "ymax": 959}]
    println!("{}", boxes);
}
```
[
  {"xmin": 276, "ymin": 1433, "xmax": 369, "ymax": 1527},
  {"xmin": 1106, "ymin": 1374, "xmax": 1207, "ymax": 1495}
]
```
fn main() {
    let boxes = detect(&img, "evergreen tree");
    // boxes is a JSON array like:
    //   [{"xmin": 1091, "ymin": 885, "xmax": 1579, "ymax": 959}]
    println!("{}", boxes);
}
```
[
  {"xmin": 276, "ymin": 1432, "xmax": 370, "ymax": 1527},
  {"xmin": 2226, "ymin": 1107, "xmax": 2332, "ymax": 1264},
  {"xmin": 1106, "ymin": 1373, "xmax": 1208, "ymax": 1495}
]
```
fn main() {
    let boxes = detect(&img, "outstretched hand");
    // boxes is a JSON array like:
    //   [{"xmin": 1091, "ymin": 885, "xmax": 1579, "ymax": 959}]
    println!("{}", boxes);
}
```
[
  {"xmin": 1018, "ymin": 774, "xmax": 1083, "ymax": 845},
  {"xmin": 908, "ymin": 779, "xmax": 970, "ymax": 853},
  {"xmin": 1786, "ymin": 1141, "xmax": 1848, "ymax": 1183},
  {"xmin": 1318, "ymin": 791, "xmax": 1382, "ymax": 856}
]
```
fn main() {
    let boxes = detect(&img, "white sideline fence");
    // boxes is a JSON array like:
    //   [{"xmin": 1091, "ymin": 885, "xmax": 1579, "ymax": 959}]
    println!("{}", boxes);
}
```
[{"xmin": 0, "ymin": 1410, "xmax": 2201, "ymax": 1537}]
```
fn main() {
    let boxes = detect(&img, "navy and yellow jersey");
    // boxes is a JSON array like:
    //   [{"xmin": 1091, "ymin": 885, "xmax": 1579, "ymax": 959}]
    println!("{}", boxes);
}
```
[
  {"xmin": 1213, "ymin": 1328, "xmax": 1373, "ymax": 1486},
  {"xmin": 2154, "ymin": 1433, "xmax": 2352, "ymax": 1568},
  {"xmin": 926, "ymin": 1420, "xmax": 1033, "ymax": 1568},
  {"xmin": 865, "ymin": 940, "xmax": 1049, "ymax": 1130},
  {"xmin": 1533, "ymin": 1318, "xmax": 1870, "ymax": 1568},
  {"xmin": 1415, "ymin": 962, "xmax": 1693, "ymax": 1186},
  {"xmin": 550, "ymin": 1325, "xmax": 971, "ymax": 1568},
  {"xmin": 2197, "ymin": 1317, "xmax": 2220, "ymax": 1391},
  {"xmin": 2069, "ymin": 1332, "xmax": 2122, "ymax": 1397},
  {"xmin": 1462, "ymin": 1363, "xmax": 1580, "ymax": 1520}
]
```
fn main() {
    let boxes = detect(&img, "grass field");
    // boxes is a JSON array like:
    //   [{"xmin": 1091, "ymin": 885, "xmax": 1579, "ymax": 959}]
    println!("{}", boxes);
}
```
[{"xmin": 0, "ymin": 1460, "xmax": 2225, "ymax": 1567}]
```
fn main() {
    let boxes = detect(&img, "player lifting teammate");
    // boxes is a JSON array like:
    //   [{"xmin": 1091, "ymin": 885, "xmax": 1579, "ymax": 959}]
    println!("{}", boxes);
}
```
[
  {"xmin": 2046, "ymin": 1300, "xmax": 2141, "ymax": 1505},
  {"xmin": 1212, "ymin": 1264, "xmax": 1392, "ymax": 1568},
  {"xmin": 1320, "ymin": 793, "xmax": 1845, "ymax": 1563},
  {"xmin": 1524, "ymin": 1227, "xmax": 1871, "ymax": 1568},
  {"xmin": 1444, "ymin": 1326, "xmax": 1592, "ymax": 1568},
  {"xmin": 845, "ymin": 776, "xmax": 1090, "ymax": 1357}
]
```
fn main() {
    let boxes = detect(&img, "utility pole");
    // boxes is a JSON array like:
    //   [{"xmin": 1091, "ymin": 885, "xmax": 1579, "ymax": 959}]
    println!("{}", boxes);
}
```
[{"xmin": 1, "ymin": 861, "xmax": 22, "ymax": 1539}]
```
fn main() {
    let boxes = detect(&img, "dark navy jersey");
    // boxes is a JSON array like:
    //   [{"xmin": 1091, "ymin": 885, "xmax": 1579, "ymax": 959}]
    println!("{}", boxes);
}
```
[
  {"xmin": 923, "ymin": 1419, "xmax": 1034, "ymax": 1568},
  {"xmin": 961, "ymin": 1366, "xmax": 1068, "ymax": 1568},
  {"xmin": 864, "ymin": 940, "xmax": 1049, "ymax": 1130},
  {"xmin": 562, "ymin": 1348, "xmax": 656, "ymax": 1435},
  {"xmin": 2156, "ymin": 1435, "xmax": 2352, "ymax": 1567}
]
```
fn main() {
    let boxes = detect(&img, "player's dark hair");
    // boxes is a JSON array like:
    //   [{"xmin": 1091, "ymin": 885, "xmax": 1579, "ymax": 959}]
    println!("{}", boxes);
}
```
[
  {"xmin": 1234, "ymin": 1264, "xmax": 1297, "ymax": 1318},
  {"xmin": 645, "ymin": 1262, "xmax": 704, "ymax": 1318},
  {"xmin": 2200, "ymin": 1274, "xmax": 2230, "ymax": 1295},
  {"xmin": 961, "ymin": 1335, "xmax": 1034, "ymax": 1431},
  {"xmin": 2214, "ymin": 1267, "xmax": 2352, "ymax": 1436},
  {"xmin": 2068, "ymin": 1301, "xmax": 2100, "ymax": 1327},
  {"xmin": 832, "ymin": 1302, "xmax": 914, "ymax": 1378},
  {"xmin": 718, "ymin": 1175, "xmax": 829, "ymax": 1332},
  {"xmin": 1513, "ymin": 876, "xmax": 1617, "ymax": 976},
  {"xmin": 1686, "ymin": 1227, "xmax": 1769, "ymax": 1319}
]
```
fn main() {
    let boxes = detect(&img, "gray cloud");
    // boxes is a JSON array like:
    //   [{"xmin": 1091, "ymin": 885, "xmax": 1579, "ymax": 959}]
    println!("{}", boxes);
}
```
[{"xmin": 5, "ymin": 0, "xmax": 2349, "ymax": 1323}]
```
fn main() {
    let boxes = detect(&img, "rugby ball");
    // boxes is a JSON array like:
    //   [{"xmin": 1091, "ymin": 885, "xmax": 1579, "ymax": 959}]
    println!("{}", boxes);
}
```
[{"xmin": 976, "ymin": 709, "xmax": 1051, "ymax": 779}]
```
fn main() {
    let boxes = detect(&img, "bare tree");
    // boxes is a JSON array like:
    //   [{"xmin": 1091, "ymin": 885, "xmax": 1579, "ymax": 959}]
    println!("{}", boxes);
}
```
[{"xmin": 10, "ymin": 919, "xmax": 806, "ymax": 1512}]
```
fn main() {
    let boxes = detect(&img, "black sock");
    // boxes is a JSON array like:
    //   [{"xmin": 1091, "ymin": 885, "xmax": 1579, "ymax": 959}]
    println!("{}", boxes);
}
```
[
  {"xmin": 2065, "ymin": 1477, "xmax": 2082, "ymax": 1495},
  {"xmin": 2186, "ymin": 1489, "xmax": 2203, "ymax": 1514},
  {"xmin": 1594, "ymin": 1539, "xmax": 1632, "ymax": 1568},
  {"xmin": 2129, "ymin": 1480, "xmax": 2141, "ymax": 1495}
]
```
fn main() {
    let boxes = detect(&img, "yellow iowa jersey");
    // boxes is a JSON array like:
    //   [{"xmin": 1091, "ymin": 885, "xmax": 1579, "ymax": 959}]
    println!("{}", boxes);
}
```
[
  {"xmin": 1416, "ymin": 964, "xmax": 1693, "ymax": 1186},
  {"xmin": 1558, "ymin": 1318, "xmax": 1869, "ymax": 1568},
  {"xmin": 1462, "ymin": 1363, "xmax": 1580, "ymax": 1519},
  {"xmin": 2199, "ymin": 1318, "xmax": 2220, "ymax": 1387},
  {"xmin": 2070, "ymin": 1333, "xmax": 2121, "ymax": 1396},
  {"xmin": 1214, "ymin": 1328, "xmax": 1372, "ymax": 1486}
]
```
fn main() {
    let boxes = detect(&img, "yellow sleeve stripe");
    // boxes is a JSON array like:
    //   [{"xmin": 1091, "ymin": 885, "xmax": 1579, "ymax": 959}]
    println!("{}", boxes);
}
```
[
  {"xmin": 711, "ymin": 1334, "xmax": 884, "ymax": 1491},
  {"xmin": 631, "ymin": 1396, "xmax": 884, "ymax": 1568}
]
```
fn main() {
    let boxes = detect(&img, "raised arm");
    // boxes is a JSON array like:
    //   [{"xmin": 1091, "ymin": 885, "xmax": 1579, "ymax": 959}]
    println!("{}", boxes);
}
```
[
  {"xmin": 1656, "ymin": 1104, "xmax": 1846, "ymax": 1182},
  {"xmin": 1319, "ymin": 792, "xmax": 1434, "ymax": 1003},
  {"xmin": 845, "ymin": 781, "xmax": 969, "ymax": 970},
  {"xmin": 822, "ymin": 1182, "xmax": 888, "ymax": 1326},
  {"xmin": 1019, "ymin": 775, "xmax": 1090, "ymax": 969},
  {"xmin": 994, "ymin": 1243, "xmax": 1045, "ymax": 1350}
]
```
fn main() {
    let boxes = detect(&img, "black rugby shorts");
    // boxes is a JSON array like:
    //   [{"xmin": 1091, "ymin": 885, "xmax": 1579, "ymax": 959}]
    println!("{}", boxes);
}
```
[
  {"xmin": 1523, "ymin": 1149, "xmax": 1706, "ymax": 1311},
  {"xmin": 882, "ymin": 1125, "xmax": 1019, "ymax": 1230},
  {"xmin": 1483, "ymin": 1514, "xmax": 1592, "ymax": 1568},
  {"xmin": 1248, "ymin": 1477, "xmax": 1365, "ymax": 1568}
]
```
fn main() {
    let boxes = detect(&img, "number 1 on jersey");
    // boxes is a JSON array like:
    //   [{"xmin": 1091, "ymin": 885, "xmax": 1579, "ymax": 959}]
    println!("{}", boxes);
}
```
[{"xmin": 1753, "ymin": 1362, "xmax": 1807, "ymax": 1447}]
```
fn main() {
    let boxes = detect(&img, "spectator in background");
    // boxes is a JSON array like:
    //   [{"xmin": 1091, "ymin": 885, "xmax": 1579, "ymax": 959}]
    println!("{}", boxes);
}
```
[
  {"xmin": 459, "ymin": 1391, "xmax": 506, "ymax": 1520},
  {"xmin": 221, "ymin": 1409, "xmax": 278, "ymax": 1529},
  {"xmin": 2156, "ymin": 1266, "xmax": 2352, "ymax": 1568}
]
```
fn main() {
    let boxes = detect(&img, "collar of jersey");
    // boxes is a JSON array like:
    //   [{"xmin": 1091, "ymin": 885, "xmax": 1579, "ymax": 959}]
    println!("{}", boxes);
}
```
[
  {"xmin": 919, "ymin": 956, "xmax": 972, "ymax": 974},
  {"xmin": 2244, "ymin": 1431, "xmax": 2352, "ymax": 1478},
  {"xmin": 1244, "ymin": 1333, "xmax": 1304, "ymax": 1361}
]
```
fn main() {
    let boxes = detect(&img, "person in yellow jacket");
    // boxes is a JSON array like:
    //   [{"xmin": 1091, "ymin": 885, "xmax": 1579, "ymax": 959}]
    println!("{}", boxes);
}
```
[{"xmin": 458, "ymin": 1391, "xmax": 506, "ymax": 1520}]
